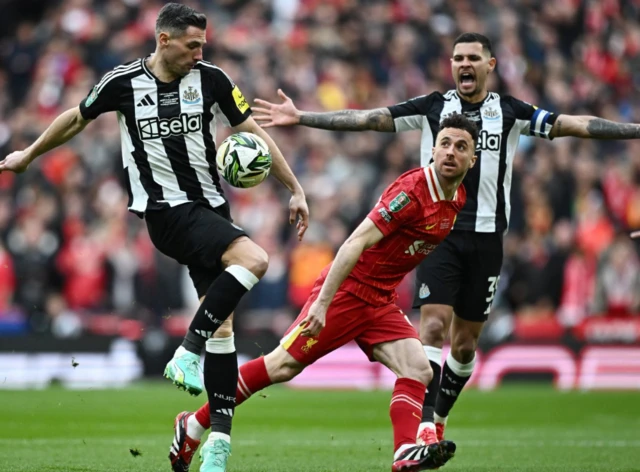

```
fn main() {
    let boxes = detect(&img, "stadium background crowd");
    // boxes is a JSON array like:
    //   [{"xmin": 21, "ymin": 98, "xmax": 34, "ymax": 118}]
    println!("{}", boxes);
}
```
[{"xmin": 1, "ymin": 0, "xmax": 639, "ymax": 343}]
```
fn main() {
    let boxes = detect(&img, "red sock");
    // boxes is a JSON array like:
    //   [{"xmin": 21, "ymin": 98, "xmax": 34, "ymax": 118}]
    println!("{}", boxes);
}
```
[
  {"xmin": 194, "ymin": 356, "xmax": 272, "ymax": 429},
  {"xmin": 390, "ymin": 378, "xmax": 427, "ymax": 453}
]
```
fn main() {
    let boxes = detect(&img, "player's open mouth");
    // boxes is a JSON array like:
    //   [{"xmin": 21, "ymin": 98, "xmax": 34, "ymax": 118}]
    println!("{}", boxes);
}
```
[
  {"xmin": 459, "ymin": 72, "xmax": 475, "ymax": 87},
  {"xmin": 443, "ymin": 161, "xmax": 457, "ymax": 169}
]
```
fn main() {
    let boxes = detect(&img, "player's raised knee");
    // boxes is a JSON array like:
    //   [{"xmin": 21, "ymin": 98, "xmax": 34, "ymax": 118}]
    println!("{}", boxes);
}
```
[
  {"xmin": 224, "ymin": 238, "xmax": 269, "ymax": 279},
  {"xmin": 246, "ymin": 244, "xmax": 269, "ymax": 278}
]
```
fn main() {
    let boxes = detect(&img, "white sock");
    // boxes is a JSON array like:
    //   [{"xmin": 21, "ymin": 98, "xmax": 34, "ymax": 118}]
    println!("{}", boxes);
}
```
[
  {"xmin": 208, "ymin": 432, "xmax": 231, "ymax": 444},
  {"xmin": 225, "ymin": 265, "xmax": 259, "ymax": 290},
  {"xmin": 205, "ymin": 335, "xmax": 235, "ymax": 354},
  {"xmin": 445, "ymin": 351, "xmax": 476, "ymax": 377},
  {"xmin": 394, "ymin": 443, "xmax": 415, "ymax": 460},
  {"xmin": 423, "ymin": 346, "xmax": 442, "ymax": 365},
  {"xmin": 186, "ymin": 414, "xmax": 205, "ymax": 441},
  {"xmin": 434, "ymin": 413, "xmax": 447, "ymax": 425}
]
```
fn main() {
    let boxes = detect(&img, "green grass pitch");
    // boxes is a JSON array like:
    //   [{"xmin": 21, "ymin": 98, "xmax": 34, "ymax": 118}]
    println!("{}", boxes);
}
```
[{"xmin": 0, "ymin": 383, "xmax": 639, "ymax": 471}]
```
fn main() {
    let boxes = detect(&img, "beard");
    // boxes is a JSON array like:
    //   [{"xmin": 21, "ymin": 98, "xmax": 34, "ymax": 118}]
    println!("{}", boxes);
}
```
[{"xmin": 457, "ymin": 84, "xmax": 479, "ymax": 96}]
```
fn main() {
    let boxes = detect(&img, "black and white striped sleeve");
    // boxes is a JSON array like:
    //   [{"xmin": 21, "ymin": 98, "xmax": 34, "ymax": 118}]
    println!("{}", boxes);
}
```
[
  {"xmin": 200, "ymin": 64, "xmax": 252, "ymax": 127},
  {"xmin": 79, "ymin": 63, "xmax": 136, "ymax": 120},
  {"xmin": 387, "ymin": 93, "xmax": 437, "ymax": 132},
  {"xmin": 508, "ymin": 96, "xmax": 558, "ymax": 140}
]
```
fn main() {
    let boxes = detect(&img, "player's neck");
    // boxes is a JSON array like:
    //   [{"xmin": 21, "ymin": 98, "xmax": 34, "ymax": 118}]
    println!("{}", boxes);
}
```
[
  {"xmin": 146, "ymin": 53, "xmax": 179, "ymax": 83},
  {"xmin": 435, "ymin": 172, "xmax": 461, "ymax": 201},
  {"xmin": 457, "ymin": 89, "xmax": 489, "ymax": 104}
]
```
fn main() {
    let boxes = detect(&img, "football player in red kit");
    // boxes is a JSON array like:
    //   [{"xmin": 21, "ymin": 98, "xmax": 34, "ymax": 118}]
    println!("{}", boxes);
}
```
[{"xmin": 170, "ymin": 113, "xmax": 477, "ymax": 472}]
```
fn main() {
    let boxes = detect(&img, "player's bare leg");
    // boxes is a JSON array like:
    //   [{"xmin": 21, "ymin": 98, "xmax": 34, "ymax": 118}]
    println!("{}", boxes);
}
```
[
  {"xmin": 417, "ymin": 304, "xmax": 453, "ymax": 445},
  {"xmin": 372, "ymin": 338, "xmax": 455, "ymax": 471},
  {"xmin": 432, "ymin": 315, "xmax": 484, "ymax": 439}
]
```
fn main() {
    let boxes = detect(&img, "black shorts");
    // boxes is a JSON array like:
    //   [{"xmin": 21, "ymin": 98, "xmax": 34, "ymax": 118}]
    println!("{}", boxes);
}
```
[
  {"xmin": 145, "ymin": 201, "xmax": 247, "ymax": 298},
  {"xmin": 413, "ymin": 230, "xmax": 503, "ymax": 322}
]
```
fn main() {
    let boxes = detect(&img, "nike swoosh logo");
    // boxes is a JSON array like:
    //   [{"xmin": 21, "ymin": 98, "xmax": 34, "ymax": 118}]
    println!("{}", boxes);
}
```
[
  {"xmin": 412, "ymin": 412, "xmax": 422, "ymax": 420},
  {"xmin": 425, "ymin": 223, "xmax": 437, "ymax": 230}
]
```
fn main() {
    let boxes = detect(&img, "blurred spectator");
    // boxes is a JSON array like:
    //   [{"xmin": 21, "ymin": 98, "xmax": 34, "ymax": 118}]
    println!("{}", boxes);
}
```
[
  {"xmin": 592, "ymin": 234, "xmax": 640, "ymax": 316},
  {"xmin": 1, "ymin": 0, "xmax": 640, "ymax": 338}
]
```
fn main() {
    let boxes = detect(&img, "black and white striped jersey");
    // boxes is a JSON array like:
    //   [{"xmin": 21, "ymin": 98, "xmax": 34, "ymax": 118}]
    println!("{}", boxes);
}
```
[
  {"xmin": 388, "ymin": 90, "xmax": 557, "ymax": 233},
  {"xmin": 79, "ymin": 58, "xmax": 252, "ymax": 216}
]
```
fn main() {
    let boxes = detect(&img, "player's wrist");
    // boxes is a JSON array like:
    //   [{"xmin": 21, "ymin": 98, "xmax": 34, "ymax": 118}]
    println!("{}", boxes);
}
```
[
  {"xmin": 315, "ymin": 296, "xmax": 331, "ymax": 308},
  {"xmin": 297, "ymin": 111, "xmax": 309, "ymax": 125},
  {"xmin": 291, "ymin": 184, "xmax": 304, "ymax": 196},
  {"xmin": 24, "ymin": 147, "xmax": 38, "ymax": 163}
]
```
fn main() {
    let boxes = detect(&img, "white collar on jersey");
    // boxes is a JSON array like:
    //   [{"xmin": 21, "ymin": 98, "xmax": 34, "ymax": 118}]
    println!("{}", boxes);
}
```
[{"xmin": 425, "ymin": 163, "xmax": 459, "ymax": 202}]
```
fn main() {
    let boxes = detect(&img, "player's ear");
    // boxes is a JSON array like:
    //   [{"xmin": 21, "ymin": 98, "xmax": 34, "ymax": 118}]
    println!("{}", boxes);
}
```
[
  {"xmin": 487, "ymin": 56, "xmax": 496, "ymax": 72},
  {"xmin": 157, "ymin": 31, "xmax": 170, "ymax": 47},
  {"xmin": 469, "ymin": 154, "xmax": 477, "ymax": 168}
]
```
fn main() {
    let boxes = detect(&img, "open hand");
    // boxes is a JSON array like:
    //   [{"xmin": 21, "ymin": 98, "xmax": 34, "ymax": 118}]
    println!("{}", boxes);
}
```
[{"xmin": 253, "ymin": 89, "xmax": 300, "ymax": 128}]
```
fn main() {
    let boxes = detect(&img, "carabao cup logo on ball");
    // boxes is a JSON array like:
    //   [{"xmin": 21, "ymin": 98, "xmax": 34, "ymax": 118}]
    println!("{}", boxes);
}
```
[{"xmin": 216, "ymin": 132, "xmax": 272, "ymax": 188}]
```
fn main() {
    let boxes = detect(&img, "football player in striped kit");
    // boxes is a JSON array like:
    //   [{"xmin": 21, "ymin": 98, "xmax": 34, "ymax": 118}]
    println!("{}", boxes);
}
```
[{"xmin": 0, "ymin": 4, "xmax": 309, "ymax": 472}]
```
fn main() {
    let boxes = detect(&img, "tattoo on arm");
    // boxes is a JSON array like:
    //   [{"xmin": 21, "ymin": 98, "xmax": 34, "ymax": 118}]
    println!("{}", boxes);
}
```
[
  {"xmin": 553, "ymin": 118, "xmax": 562, "ymax": 138},
  {"xmin": 586, "ymin": 118, "xmax": 640, "ymax": 139},
  {"xmin": 299, "ymin": 108, "xmax": 395, "ymax": 132}
]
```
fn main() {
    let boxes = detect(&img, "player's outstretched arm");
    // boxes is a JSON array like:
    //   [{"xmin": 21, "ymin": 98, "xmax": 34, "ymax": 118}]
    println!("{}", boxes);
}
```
[
  {"xmin": 550, "ymin": 115, "xmax": 640, "ymax": 139},
  {"xmin": 233, "ymin": 116, "xmax": 310, "ymax": 240},
  {"xmin": 253, "ymin": 89, "xmax": 395, "ymax": 132},
  {"xmin": 300, "ymin": 218, "xmax": 384, "ymax": 337},
  {"xmin": 0, "ymin": 107, "xmax": 91, "ymax": 174}
]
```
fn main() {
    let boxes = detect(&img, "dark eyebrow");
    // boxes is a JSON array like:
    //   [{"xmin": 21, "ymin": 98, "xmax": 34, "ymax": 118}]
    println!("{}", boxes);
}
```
[{"xmin": 453, "ymin": 54, "xmax": 482, "ymax": 60}]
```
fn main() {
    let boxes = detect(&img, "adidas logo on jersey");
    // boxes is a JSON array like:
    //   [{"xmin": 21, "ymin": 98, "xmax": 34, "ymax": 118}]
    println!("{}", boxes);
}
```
[{"xmin": 136, "ymin": 94, "xmax": 155, "ymax": 107}]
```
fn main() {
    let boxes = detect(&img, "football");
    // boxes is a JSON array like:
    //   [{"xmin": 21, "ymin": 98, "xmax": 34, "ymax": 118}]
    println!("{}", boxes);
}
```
[{"xmin": 216, "ymin": 132, "xmax": 272, "ymax": 188}]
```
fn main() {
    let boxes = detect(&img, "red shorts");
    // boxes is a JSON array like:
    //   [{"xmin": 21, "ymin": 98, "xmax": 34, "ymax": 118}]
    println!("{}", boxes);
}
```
[{"xmin": 280, "ymin": 287, "xmax": 419, "ymax": 365}]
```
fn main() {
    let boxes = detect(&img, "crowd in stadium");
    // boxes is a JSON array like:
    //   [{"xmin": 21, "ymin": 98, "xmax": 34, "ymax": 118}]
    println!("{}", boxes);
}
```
[{"xmin": 1, "ymin": 0, "xmax": 639, "ymax": 338}]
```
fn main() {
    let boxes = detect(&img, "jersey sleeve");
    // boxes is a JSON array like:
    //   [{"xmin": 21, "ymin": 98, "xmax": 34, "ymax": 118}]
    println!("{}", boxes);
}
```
[
  {"xmin": 387, "ymin": 93, "xmax": 437, "ymax": 132},
  {"xmin": 79, "ymin": 74, "xmax": 121, "ymax": 120},
  {"xmin": 367, "ymin": 174, "xmax": 419, "ymax": 236},
  {"xmin": 508, "ymin": 96, "xmax": 558, "ymax": 140},
  {"xmin": 207, "ymin": 66, "xmax": 252, "ymax": 127}
]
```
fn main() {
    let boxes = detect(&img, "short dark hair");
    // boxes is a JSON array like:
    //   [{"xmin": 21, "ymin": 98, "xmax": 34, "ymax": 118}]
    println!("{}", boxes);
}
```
[
  {"xmin": 453, "ymin": 32, "xmax": 493, "ymax": 57},
  {"xmin": 156, "ymin": 3, "xmax": 206, "ymax": 37},
  {"xmin": 439, "ymin": 113, "xmax": 478, "ymax": 148}
]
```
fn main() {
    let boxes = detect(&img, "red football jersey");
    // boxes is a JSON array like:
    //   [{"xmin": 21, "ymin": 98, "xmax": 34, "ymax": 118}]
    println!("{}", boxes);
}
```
[{"xmin": 318, "ymin": 164, "xmax": 466, "ymax": 306}]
